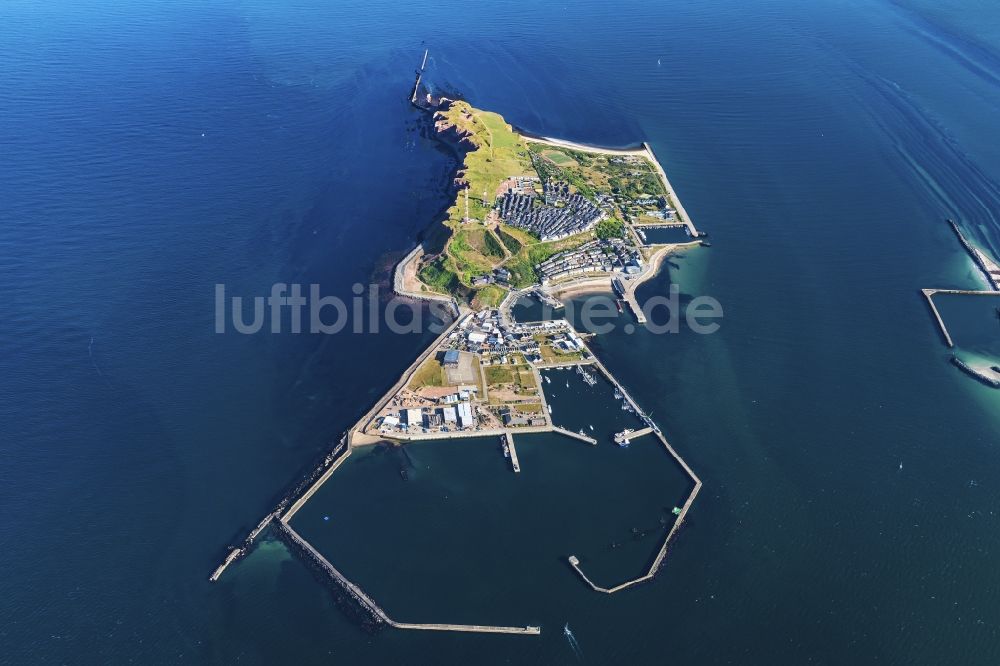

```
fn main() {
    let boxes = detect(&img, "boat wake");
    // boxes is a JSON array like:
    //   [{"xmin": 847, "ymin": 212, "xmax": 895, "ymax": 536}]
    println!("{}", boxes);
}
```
[{"xmin": 563, "ymin": 622, "xmax": 584, "ymax": 660}]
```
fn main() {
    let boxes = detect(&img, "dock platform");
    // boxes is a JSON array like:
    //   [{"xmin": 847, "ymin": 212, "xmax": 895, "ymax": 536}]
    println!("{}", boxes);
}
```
[{"xmin": 505, "ymin": 433, "xmax": 521, "ymax": 473}]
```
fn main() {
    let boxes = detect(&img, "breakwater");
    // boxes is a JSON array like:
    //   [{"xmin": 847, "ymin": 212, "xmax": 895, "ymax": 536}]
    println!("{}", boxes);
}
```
[
  {"xmin": 208, "ymin": 436, "xmax": 350, "ymax": 583},
  {"xmin": 950, "ymin": 356, "xmax": 1000, "ymax": 388},
  {"xmin": 276, "ymin": 520, "xmax": 541, "ymax": 635},
  {"xmin": 948, "ymin": 219, "xmax": 1000, "ymax": 290},
  {"xmin": 567, "ymin": 428, "xmax": 702, "ymax": 594},
  {"xmin": 563, "ymin": 329, "xmax": 703, "ymax": 593}
]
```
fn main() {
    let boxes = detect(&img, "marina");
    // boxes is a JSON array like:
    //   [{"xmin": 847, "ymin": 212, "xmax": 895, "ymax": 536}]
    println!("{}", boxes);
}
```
[{"xmin": 211, "ymin": 308, "xmax": 699, "ymax": 634}]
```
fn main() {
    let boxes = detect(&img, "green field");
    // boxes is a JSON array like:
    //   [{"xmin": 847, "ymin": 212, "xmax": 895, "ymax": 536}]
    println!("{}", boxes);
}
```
[
  {"xmin": 408, "ymin": 358, "xmax": 445, "ymax": 390},
  {"xmin": 416, "ymin": 101, "xmax": 651, "ymax": 304}
]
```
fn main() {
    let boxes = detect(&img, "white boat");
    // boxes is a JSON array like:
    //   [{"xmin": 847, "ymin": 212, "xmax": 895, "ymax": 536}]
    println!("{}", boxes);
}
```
[
  {"xmin": 613, "ymin": 428, "xmax": 634, "ymax": 447},
  {"xmin": 547, "ymin": 404, "xmax": 552, "ymax": 415}
]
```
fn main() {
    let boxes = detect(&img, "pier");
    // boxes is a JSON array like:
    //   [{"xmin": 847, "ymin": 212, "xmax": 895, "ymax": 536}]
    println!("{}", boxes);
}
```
[
  {"xmin": 622, "ymin": 285, "xmax": 647, "ymax": 324},
  {"xmin": 410, "ymin": 49, "xmax": 428, "ymax": 105},
  {"xmin": 551, "ymin": 426, "xmax": 597, "ymax": 445},
  {"xmin": 505, "ymin": 433, "xmax": 521, "ymax": 472}
]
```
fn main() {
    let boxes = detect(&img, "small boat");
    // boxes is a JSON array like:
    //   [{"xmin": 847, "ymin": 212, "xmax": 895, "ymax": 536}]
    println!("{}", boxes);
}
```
[
  {"xmin": 589, "ymin": 424, "xmax": 594, "ymax": 431},
  {"xmin": 613, "ymin": 428, "xmax": 634, "ymax": 447},
  {"xmin": 544, "ymin": 375, "xmax": 551, "ymax": 384},
  {"xmin": 565, "ymin": 380, "xmax": 570, "ymax": 388},
  {"xmin": 614, "ymin": 387, "xmax": 622, "ymax": 399},
  {"xmin": 616, "ymin": 300, "xmax": 623, "ymax": 313},
  {"xmin": 547, "ymin": 404, "xmax": 552, "ymax": 415}
]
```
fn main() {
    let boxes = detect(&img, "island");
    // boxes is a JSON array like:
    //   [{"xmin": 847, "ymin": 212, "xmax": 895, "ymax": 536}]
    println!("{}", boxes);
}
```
[
  {"xmin": 209, "ymin": 53, "xmax": 707, "ymax": 637},
  {"xmin": 396, "ymin": 86, "xmax": 704, "ymax": 321}
]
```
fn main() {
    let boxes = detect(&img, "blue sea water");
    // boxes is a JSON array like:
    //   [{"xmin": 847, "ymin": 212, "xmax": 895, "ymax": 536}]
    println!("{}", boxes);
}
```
[{"xmin": 2, "ymin": 0, "xmax": 1000, "ymax": 663}]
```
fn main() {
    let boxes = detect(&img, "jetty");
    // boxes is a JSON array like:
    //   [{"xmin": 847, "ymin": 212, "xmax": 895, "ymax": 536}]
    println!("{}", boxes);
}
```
[
  {"xmin": 410, "ymin": 49, "xmax": 428, "ymax": 105},
  {"xmin": 505, "ymin": 433, "xmax": 521, "ymax": 473},
  {"xmin": 551, "ymin": 426, "xmax": 597, "ymax": 445}
]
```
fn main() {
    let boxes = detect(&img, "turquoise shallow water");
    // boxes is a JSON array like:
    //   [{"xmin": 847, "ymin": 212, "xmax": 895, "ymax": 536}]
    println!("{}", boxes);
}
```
[{"xmin": 3, "ymin": 0, "xmax": 1000, "ymax": 663}]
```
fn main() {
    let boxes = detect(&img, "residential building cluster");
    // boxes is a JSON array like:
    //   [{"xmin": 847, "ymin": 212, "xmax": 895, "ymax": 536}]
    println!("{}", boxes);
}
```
[
  {"xmin": 536, "ymin": 239, "xmax": 644, "ymax": 284},
  {"xmin": 495, "ymin": 191, "xmax": 605, "ymax": 241}
]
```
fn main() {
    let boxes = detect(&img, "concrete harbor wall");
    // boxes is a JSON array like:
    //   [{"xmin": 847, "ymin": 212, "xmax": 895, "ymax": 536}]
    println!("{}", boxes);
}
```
[{"xmin": 276, "ymin": 521, "xmax": 541, "ymax": 635}]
